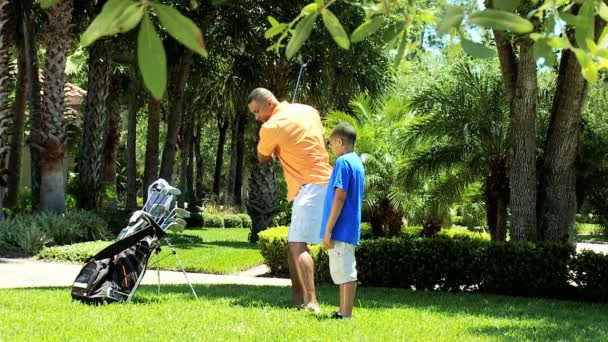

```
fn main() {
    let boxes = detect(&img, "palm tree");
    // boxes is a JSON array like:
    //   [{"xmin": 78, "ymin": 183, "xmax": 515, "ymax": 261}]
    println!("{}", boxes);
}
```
[
  {"xmin": 401, "ymin": 61, "xmax": 510, "ymax": 240},
  {"xmin": 39, "ymin": 0, "xmax": 73, "ymax": 213},
  {"xmin": 0, "ymin": 0, "xmax": 14, "ymax": 220},
  {"xmin": 77, "ymin": 39, "xmax": 113, "ymax": 209},
  {"xmin": 325, "ymin": 94, "xmax": 411, "ymax": 238}
]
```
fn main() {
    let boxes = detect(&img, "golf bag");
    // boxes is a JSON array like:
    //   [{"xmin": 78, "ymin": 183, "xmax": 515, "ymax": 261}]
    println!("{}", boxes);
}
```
[{"xmin": 71, "ymin": 179, "xmax": 188, "ymax": 304}]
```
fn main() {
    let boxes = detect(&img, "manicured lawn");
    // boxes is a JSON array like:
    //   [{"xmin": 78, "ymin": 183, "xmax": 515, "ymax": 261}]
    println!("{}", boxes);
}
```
[
  {"xmin": 38, "ymin": 228, "xmax": 264, "ymax": 274},
  {"xmin": 1, "ymin": 285, "xmax": 607, "ymax": 340}
]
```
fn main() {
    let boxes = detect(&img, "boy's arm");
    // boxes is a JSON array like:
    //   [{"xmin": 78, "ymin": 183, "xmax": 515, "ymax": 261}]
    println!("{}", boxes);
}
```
[{"xmin": 323, "ymin": 188, "xmax": 347, "ymax": 249}]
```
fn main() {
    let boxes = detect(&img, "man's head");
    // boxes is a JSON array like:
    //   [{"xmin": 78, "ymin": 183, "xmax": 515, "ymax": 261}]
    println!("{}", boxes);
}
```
[
  {"xmin": 328, "ymin": 122, "xmax": 356, "ymax": 157},
  {"xmin": 248, "ymin": 88, "xmax": 279, "ymax": 122}
]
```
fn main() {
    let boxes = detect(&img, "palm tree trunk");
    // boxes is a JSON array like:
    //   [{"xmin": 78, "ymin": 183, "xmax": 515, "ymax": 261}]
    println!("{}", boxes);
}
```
[
  {"xmin": 20, "ymin": 0, "xmax": 43, "ymax": 211},
  {"xmin": 213, "ymin": 118, "xmax": 229, "ymax": 196},
  {"xmin": 142, "ymin": 96, "xmax": 160, "ymax": 203},
  {"xmin": 234, "ymin": 111, "xmax": 247, "ymax": 205},
  {"xmin": 0, "ymin": 0, "xmax": 14, "ymax": 220},
  {"xmin": 485, "ymin": 159, "xmax": 509, "ymax": 241},
  {"xmin": 194, "ymin": 113, "xmax": 204, "ymax": 200},
  {"xmin": 496, "ymin": 36, "xmax": 538, "ymax": 242},
  {"xmin": 246, "ymin": 124, "xmax": 279, "ymax": 242},
  {"xmin": 178, "ymin": 110, "xmax": 193, "ymax": 208},
  {"xmin": 77, "ymin": 39, "xmax": 113, "ymax": 209},
  {"xmin": 125, "ymin": 87, "xmax": 139, "ymax": 210},
  {"xmin": 226, "ymin": 118, "xmax": 238, "ymax": 204},
  {"xmin": 7, "ymin": 31, "xmax": 27, "ymax": 209},
  {"xmin": 540, "ymin": 19, "xmax": 604, "ymax": 243},
  {"xmin": 159, "ymin": 49, "xmax": 193, "ymax": 183},
  {"xmin": 39, "ymin": 0, "xmax": 73, "ymax": 213},
  {"xmin": 101, "ymin": 73, "xmax": 124, "ymax": 207},
  {"xmin": 187, "ymin": 125, "xmax": 196, "ymax": 207}
]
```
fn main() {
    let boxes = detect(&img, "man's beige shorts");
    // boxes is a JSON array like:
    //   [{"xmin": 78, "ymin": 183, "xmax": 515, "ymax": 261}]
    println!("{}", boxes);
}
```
[
  {"xmin": 288, "ymin": 183, "xmax": 327, "ymax": 244},
  {"xmin": 329, "ymin": 241, "xmax": 357, "ymax": 284}
]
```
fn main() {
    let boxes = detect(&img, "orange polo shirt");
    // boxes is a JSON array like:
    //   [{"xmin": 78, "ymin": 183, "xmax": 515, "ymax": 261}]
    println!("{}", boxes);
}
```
[{"xmin": 257, "ymin": 101, "xmax": 333, "ymax": 201}]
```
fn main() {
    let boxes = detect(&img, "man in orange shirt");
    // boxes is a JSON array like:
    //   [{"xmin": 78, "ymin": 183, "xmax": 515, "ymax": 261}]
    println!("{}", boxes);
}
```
[{"xmin": 248, "ymin": 88, "xmax": 332, "ymax": 313}]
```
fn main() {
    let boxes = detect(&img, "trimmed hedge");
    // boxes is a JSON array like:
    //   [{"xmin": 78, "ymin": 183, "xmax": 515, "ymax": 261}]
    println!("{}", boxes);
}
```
[
  {"xmin": 93, "ymin": 208, "xmax": 133, "ymax": 235},
  {"xmin": 223, "ymin": 214, "xmax": 243, "ymax": 228},
  {"xmin": 258, "ymin": 227, "xmax": 608, "ymax": 301},
  {"xmin": 238, "ymin": 214, "xmax": 253, "ymax": 228},
  {"xmin": 203, "ymin": 213, "xmax": 224, "ymax": 228}
]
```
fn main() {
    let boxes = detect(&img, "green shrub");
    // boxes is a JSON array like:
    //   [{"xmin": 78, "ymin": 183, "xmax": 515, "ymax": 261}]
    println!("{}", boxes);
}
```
[
  {"xmin": 63, "ymin": 211, "xmax": 112, "ymax": 242},
  {"xmin": 185, "ymin": 212, "xmax": 204, "ymax": 228},
  {"xmin": 258, "ymin": 227, "xmax": 289, "ymax": 275},
  {"xmin": 437, "ymin": 227, "xmax": 490, "ymax": 240},
  {"xmin": 38, "ymin": 240, "xmax": 112, "ymax": 262},
  {"xmin": 203, "ymin": 213, "xmax": 224, "ymax": 228},
  {"xmin": 258, "ymin": 228, "xmax": 608, "ymax": 301},
  {"xmin": 571, "ymin": 250, "xmax": 608, "ymax": 302},
  {"xmin": 1, "ymin": 217, "xmax": 50, "ymax": 255},
  {"xmin": 360, "ymin": 222, "xmax": 372, "ymax": 240},
  {"xmin": 223, "ymin": 214, "xmax": 243, "ymax": 228},
  {"xmin": 257, "ymin": 226, "xmax": 329, "ymax": 282},
  {"xmin": 238, "ymin": 214, "xmax": 253, "ymax": 228},
  {"xmin": 93, "ymin": 208, "xmax": 133, "ymax": 235}
]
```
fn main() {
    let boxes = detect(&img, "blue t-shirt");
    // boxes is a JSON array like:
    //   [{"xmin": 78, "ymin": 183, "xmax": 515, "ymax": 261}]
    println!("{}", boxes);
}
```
[{"xmin": 320, "ymin": 152, "xmax": 365, "ymax": 245}]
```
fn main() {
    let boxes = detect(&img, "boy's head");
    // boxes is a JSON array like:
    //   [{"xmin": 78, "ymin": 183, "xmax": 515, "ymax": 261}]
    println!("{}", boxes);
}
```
[{"xmin": 328, "ymin": 122, "xmax": 356, "ymax": 157}]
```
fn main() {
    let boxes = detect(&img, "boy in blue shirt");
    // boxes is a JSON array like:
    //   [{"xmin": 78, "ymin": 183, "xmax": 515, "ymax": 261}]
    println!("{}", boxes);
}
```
[{"xmin": 321, "ymin": 122, "xmax": 365, "ymax": 320}]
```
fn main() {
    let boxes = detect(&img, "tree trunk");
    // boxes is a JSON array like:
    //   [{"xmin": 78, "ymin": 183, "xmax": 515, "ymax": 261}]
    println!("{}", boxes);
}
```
[
  {"xmin": 21, "ymin": 0, "xmax": 43, "ymax": 211},
  {"xmin": 39, "ymin": 0, "xmax": 73, "ymax": 213},
  {"xmin": 178, "ymin": 110, "xmax": 193, "ymax": 208},
  {"xmin": 194, "ymin": 112, "xmax": 204, "ymax": 201},
  {"xmin": 485, "ymin": 159, "xmax": 509, "ymax": 241},
  {"xmin": 213, "ymin": 118, "xmax": 229, "ymax": 196},
  {"xmin": 77, "ymin": 39, "xmax": 113, "ymax": 209},
  {"xmin": 187, "ymin": 124, "xmax": 196, "ymax": 207},
  {"xmin": 226, "ymin": 117, "xmax": 238, "ymax": 204},
  {"xmin": 234, "ymin": 111, "xmax": 247, "ymax": 205},
  {"xmin": 143, "ymin": 96, "xmax": 160, "ymax": 203},
  {"xmin": 101, "ymin": 72, "xmax": 123, "ymax": 207},
  {"xmin": 125, "ymin": 88, "xmax": 139, "ymax": 210},
  {"xmin": 246, "ymin": 126, "xmax": 279, "ymax": 243},
  {"xmin": 0, "ymin": 0, "xmax": 14, "ymax": 219},
  {"xmin": 159, "ymin": 49, "xmax": 193, "ymax": 183},
  {"xmin": 506, "ymin": 38, "xmax": 538, "ymax": 241},
  {"xmin": 7, "ymin": 32, "xmax": 26, "ymax": 208}
]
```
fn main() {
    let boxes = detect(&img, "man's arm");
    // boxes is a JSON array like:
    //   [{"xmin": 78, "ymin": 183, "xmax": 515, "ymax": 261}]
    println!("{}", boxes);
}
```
[
  {"xmin": 323, "ymin": 188, "xmax": 347, "ymax": 249},
  {"xmin": 257, "ymin": 151, "xmax": 273, "ymax": 163}
]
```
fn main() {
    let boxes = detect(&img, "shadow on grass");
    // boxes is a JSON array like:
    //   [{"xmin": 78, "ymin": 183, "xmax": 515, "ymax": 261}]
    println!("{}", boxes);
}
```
[{"xmin": 133, "ymin": 283, "xmax": 608, "ymax": 340}]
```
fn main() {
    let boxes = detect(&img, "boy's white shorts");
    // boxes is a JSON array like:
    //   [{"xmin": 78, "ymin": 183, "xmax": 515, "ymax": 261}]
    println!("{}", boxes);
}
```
[
  {"xmin": 288, "ymin": 183, "xmax": 327, "ymax": 244},
  {"xmin": 329, "ymin": 241, "xmax": 357, "ymax": 284}
]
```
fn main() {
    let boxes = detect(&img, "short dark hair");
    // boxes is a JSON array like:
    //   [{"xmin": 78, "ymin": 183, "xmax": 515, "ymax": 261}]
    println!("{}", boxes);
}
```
[
  {"xmin": 330, "ymin": 122, "xmax": 357, "ymax": 145},
  {"xmin": 248, "ymin": 88, "xmax": 274, "ymax": 104}
]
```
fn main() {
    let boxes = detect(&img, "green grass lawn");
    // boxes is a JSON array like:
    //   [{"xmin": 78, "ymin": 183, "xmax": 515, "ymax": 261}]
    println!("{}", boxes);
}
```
[
  {"xmin": 38, "ymin": 228, "xmax": 264, "ymax": 275},
  {"xmin": 1, "ymin": 285, "xmax": 607, "ymax": 341},
  {"xmin": 149, "ymin": 228, "xmax": 264, "ymax": 274}
]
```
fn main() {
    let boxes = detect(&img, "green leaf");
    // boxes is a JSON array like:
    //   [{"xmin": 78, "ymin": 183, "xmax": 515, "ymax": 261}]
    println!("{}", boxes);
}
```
[
  {"xmin": 598, "ymin": 26, "xmax": 608, "ymax": 49},
  {"xmin": 301, "ymin": 3, "xmax": 319, "ymax": 15},
  {"xmin": 394, "ymin": 34, "xmax": 408, "ymax": 68},
  {"xmin": 574, "ymin": 0, "xmax": 595, "ymax": 51},
  {"xmin": 533, "ymin": 39, "xmax": 557, "ymax": 66},
  {"xmin": 437, "ymin": 6, "xmax": 464, "ymax": 36},
  {"xmin": 599, "ymin": 1, "xmax": 608, "ymax": 21},
  {"xmin": 268, "ymin": 16, "xmax": 280, "ymax": 28},
  {"xmin": 151, "ymin": 3, "xmax": 208, "ymax": 57},
  {"xmin": 138, "ymin": 13, "xmax": 167, "ymax": 100},
  {"xmin": 322, "ymin": 9, "xmax": 350, "ymax": 49},
  {"xmin": 38, "ymin": 0, "xmax": 59, "ymax": 9},
  {"xmin": 81, "ymin": 0, "xmax": 133, "ymax": 47},
  {"xmin": 264, "ymin": 25, "xmax": 285, "ymax": 39},
  {"xmin": 351, "ymin": 16, "xmax": 384, "ymax": 43},
  {"xmin": 561, "ymin": 13, "xmax": 584, "ymax": 27},
  {"xmin": 494, "ymin": 0, "xmax": 523, "ymax": 12},
  {"xmin": 286, "ymin": 14, "xmax": 317, "ymax": 60},
  {"xmin": 461, "ymin": 39, "xmax": 496, "ymax": 59},
  {"xmin": 574, "ymin": 50, "xmax": 598, "ymax": 84},
  {"xmin": 113, "ymin": 2, "xmax": 144, "ymax": 33},
  {"xmin": 315, "ymin": 0, "xmax": 324, "ymax": 6},
  {"xmin": 468, "ymin": 9, "xmax": 534, "ymax": 33},
  {"xmin": 382, "ymin": 19, "xmax": 406, "ymax": 43}
]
